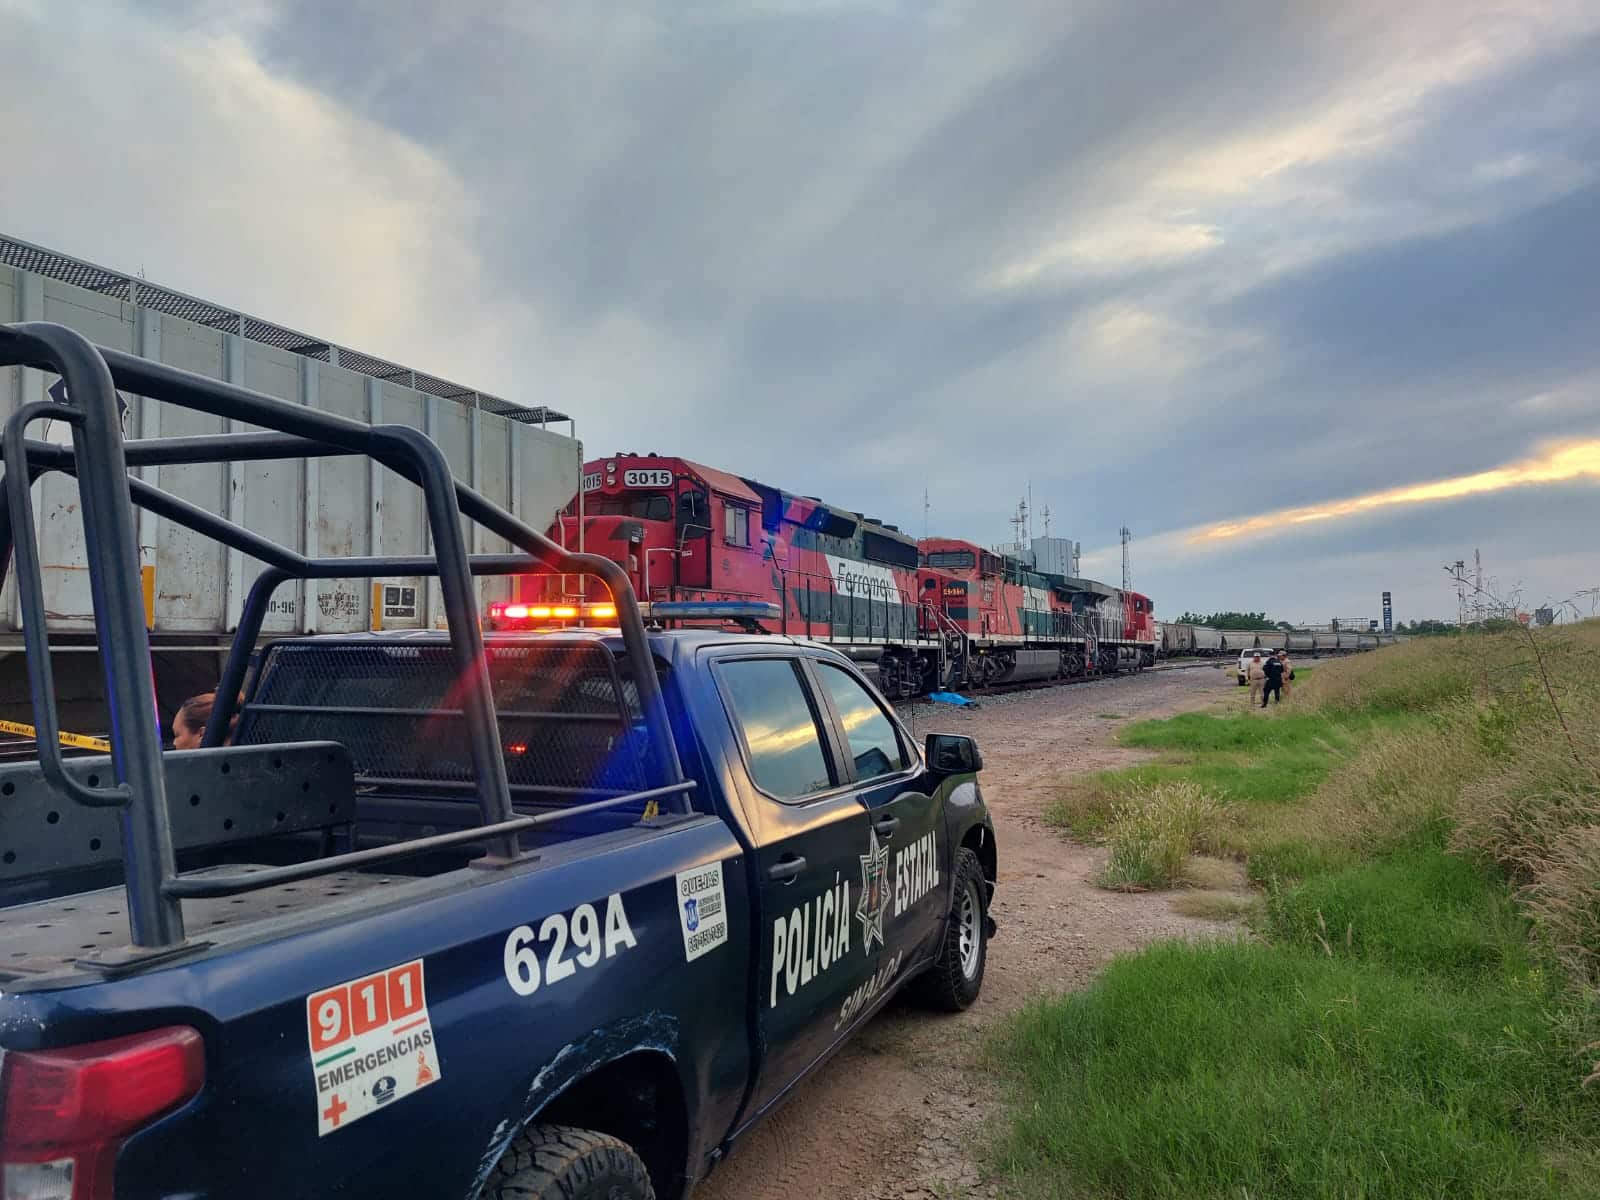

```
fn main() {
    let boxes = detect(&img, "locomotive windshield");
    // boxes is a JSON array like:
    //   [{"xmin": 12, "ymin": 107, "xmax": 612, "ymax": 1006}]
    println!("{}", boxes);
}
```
[{"xmin": 586, "ymin": 495, "xmax": 673, "ymax": 521}]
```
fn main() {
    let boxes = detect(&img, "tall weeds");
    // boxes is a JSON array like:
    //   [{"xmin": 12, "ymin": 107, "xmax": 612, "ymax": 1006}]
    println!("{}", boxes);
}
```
[
  {"xmin": 1304, "ymin": 623, "xmax": 1600, "ymax": 1001},
  {"xmin": 1099, "ymin": 780, "xmax": 1221, "ymax": 891}
]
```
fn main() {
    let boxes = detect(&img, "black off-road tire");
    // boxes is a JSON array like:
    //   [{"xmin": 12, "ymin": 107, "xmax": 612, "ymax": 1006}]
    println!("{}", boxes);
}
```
[
  {"xmin": 910, "ymin": 846, "xmax": 988, "ymax": 1011},
  {"xmin": 487, "ymin": 1124, "xmax": 655, "ymax": 1200}
]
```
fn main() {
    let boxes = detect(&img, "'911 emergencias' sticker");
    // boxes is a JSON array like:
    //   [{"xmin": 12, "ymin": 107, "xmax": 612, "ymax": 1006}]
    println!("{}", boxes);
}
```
[{"xmin": 307, "ymin": 958, "xmax": 442, "ymax": 1136}]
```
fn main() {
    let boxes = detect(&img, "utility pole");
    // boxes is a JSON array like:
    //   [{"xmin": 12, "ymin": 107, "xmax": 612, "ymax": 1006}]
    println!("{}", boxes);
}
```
[
  {"xmin": 1444, "ymin": 560, "xmax": 1468, "ymax": 627},
  {"xmin": 1120, "ymin": 525, "xmax": 1132, "ymax": 592},
  {"xmin": 1473, "ymin": 548, "xmax": 1484, "ymax": 625}
]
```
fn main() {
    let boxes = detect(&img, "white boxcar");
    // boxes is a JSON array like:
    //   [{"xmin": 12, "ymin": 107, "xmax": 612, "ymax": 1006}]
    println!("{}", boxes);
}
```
[{"xmin": 1, "ymin": 246, "xmax": 580, "ymax": 648}]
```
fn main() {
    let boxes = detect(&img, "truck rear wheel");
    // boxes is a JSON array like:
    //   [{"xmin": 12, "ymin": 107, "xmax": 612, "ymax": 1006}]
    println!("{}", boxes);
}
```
[
  {"xmin": 487, "ymin": 1124, "xmax": 655, "ymax": 1200},
  {"xmin": 910, "ymin": 847, "xmax": 988, "ymax": 1011}
]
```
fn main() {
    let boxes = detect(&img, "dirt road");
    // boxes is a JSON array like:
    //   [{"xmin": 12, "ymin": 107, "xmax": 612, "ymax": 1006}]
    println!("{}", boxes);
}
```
[{"xmin": 697, "ymin": 665, "xmax": 1236, "ymax": 1200}]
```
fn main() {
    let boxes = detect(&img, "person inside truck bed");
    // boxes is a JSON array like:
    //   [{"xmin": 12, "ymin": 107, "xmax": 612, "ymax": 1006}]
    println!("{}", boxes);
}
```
[{"xmin": 172, "ymin": 691, "xmax": 237, "ymax": 749}]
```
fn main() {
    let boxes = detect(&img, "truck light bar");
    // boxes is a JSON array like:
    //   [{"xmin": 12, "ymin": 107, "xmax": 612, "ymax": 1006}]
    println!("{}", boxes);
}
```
[
  {"xmin": 487, "ymin": 602, "xmax": 618, "ymax": 625},
  {"xmin": 645, "ymin": 601, "xmax": 782, "ymax": 621}
]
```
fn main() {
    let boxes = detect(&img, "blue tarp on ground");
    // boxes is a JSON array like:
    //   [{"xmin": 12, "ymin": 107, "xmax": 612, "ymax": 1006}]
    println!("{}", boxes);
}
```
[{"xmin": 927, "ymin": 691, "xmax": 976, "ymax": 707}]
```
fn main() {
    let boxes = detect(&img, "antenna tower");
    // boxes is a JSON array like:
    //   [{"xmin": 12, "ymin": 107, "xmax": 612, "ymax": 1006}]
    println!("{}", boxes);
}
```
[
  {"xmin": 1010, "ymin": 496, "xmax": 1029, "ymax": 549},
  {"xmin": 1119, "ymin": 526, "xmax": 1132, "ymax": 591}
]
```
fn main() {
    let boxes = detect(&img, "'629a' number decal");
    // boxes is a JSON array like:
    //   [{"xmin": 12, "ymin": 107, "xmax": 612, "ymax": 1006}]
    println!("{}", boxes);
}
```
[{"xmin": 503, "ymin": 894, "xmax": 637, "ymax": 997}]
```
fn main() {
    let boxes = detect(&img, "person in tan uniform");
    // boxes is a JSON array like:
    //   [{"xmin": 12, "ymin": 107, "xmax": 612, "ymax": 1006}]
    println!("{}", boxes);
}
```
[
  {"xmin": 1247, "ymin": 652, "xmax": 1267, "ymax": 705},
  {"xmin": 1277, "ymin": 650, "xmax": 1295, "ymax": 697}
]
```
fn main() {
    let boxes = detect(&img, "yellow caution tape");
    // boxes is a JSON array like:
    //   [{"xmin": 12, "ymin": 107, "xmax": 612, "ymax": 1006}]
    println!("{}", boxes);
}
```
[{"xmin": 0, "ymin": 719, "xmax": 111, "ymax": 753}]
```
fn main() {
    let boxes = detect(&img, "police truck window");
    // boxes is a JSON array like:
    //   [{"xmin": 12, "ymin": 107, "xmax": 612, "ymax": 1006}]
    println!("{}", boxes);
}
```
[
  {"xmin": 717, "ymin": 659, "xmax": 835, "ymax": 798},
  {"xmin": 815, "ymin": 663, "xmax": 907, "ymax": 782}
]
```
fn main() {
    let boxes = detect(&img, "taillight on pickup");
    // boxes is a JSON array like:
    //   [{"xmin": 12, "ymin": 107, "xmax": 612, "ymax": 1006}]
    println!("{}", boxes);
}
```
[{"xmin": 0, "ymin": 1026, "xmax": 204, "ymax": 1200}]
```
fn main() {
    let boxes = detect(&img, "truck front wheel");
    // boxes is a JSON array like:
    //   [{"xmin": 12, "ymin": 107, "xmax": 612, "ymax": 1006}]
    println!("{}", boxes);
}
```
[
  {"xmin": 910, "ymin": 846, "xmax": 988, "ymax": 1011},
  {"xmin": 487, "ymin": 1124, "xmax": 655, "ymax": 1200}
]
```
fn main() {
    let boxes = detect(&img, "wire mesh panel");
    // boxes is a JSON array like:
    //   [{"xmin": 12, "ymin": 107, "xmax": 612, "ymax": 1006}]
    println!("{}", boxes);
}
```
[{"xmin": 234, "ymin": 642, "xmax": 648, "ymax": 795}]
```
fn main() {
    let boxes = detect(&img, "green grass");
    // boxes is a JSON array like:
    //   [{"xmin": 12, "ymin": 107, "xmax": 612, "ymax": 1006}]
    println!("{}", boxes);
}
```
[
  {"xmin": 993, "ymin": 630, "xmax": 1600, "ymax": 1198},
  {"xmin": 1244, "ymin": 837, "xmax": 1359, "ymax": 886},
  {"xmin": 1265, "ymin": 835, "xmax": 1532, "ymax": 979},
  {"xmin": 1169, "ymin": 890, "xmax": 1257, "ymax": 920},
  {"xmin": 1115, "ymin": 710, "xmax": 1350, "ymax": 754},
  {"xmin": 1048, "ymin": 711, "xmax": 1367, "ymax": 840},
  {"xmin": 990, "ymin": 939, "xmax": 1596, "ymax": 1200}
]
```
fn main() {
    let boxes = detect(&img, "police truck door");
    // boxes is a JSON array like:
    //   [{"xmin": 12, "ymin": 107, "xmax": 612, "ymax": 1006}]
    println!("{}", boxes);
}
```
[
  {"xmin": 809, "ymin": 657, "xmax": 946, "ymax": 984},
  {"xmin": 709, "ymin": 652, "xmax": 881, "ymax": 1121}
]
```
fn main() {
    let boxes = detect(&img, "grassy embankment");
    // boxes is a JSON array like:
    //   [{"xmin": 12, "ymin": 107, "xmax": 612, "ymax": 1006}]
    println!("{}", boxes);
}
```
[{"xmin": 991, "ymin": 625, "xmax": 1600, "ymax": 1199}]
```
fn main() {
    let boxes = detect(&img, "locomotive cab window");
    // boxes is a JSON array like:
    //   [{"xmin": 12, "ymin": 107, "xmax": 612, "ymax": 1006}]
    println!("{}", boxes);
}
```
[
  {"xmin": 589, "ymin": 495, "xmax": 672, "ymax": 521},
  {"xmin": 724, "ymin": 503, "xmax": 752, "ymax": 548},
  {"xmin": 677, "ymin": 489, "xmax": 707, "ymax": 528}
]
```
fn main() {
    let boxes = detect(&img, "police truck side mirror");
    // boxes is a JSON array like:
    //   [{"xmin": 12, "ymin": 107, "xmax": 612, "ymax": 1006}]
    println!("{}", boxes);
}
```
[{"xmin": 925, "ymin": 733, "xmax": 982, "ymax": 774}]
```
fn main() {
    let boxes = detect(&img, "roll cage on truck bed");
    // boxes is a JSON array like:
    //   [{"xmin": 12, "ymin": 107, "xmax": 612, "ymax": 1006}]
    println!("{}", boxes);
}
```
[
  {"xmin": 0, "ymin": 321, "xmax": 1000, "ymax": 1200},
  {"xmin": 0, "ymin": 321, "xmax": 701, "ymax": 1189}
]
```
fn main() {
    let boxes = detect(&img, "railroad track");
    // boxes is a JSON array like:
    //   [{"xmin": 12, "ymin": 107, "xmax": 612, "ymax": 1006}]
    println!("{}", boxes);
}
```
[
  {"xmin": 894, "ymin": 652, "xmax": 1344, "ymax": 707},
  {"xmin": 893, "ymin": 656, "xmax": 1222, "ymax": 707}
]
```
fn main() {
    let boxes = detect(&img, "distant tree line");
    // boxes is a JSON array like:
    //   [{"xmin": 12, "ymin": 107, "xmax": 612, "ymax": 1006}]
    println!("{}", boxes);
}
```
[
  {"xmin": 1174, "ymin": 611, "xmax": 1292, "ymax": 631},
  {"xmin": 1173, "ymin": 613, "xmax": 1471, "ymax": 635},
  {"xmin": 1400, "ymin": 619, "xmax": 1459, "ymax": 636}
]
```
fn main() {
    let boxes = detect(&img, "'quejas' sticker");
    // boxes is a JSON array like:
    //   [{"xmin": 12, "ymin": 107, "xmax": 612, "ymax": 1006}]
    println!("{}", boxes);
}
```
[{"xmin": 677, "ymin": 862, "xmax": 729, "ymax": 962}]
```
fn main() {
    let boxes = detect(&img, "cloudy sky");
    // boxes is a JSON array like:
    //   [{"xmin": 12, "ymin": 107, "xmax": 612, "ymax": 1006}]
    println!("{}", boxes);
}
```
[{"xmin": 4, "ymin": 0, "xmax": 1598, "ymax": 624}]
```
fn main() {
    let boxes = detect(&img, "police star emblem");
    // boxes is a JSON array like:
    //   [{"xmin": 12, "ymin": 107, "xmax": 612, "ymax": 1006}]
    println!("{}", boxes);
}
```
[{"xmin": 856, "ymin": 827, "xmax": 889, "ymax": 952}]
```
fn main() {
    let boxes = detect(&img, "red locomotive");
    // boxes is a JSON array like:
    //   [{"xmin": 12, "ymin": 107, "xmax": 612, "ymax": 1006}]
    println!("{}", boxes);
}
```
[{"xmin": 493, "ymin": 452, "xmax": 1155, "ymax": 698}]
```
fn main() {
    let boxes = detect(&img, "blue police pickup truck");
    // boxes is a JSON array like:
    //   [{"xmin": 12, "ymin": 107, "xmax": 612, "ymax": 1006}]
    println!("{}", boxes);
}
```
[
  {"xmin": 0, "ymin": 629, "xmax": 995, "ymax": 1200},
  {"xmin": 0, "ymin": 321, "xmax": 996, "ymax": 1200}
]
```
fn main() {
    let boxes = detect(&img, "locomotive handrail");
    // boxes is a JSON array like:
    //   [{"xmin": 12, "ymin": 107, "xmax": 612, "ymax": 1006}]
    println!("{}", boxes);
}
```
[{"xmin": 0, "ymin": 322, "xmax": 687, "ymax": 952}]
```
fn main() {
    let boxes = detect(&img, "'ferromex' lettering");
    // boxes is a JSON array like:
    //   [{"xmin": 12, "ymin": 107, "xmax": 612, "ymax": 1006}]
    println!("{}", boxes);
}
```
[{"xmin": 893, "ymin": 830, "xmax": 939, "ymax": 917}]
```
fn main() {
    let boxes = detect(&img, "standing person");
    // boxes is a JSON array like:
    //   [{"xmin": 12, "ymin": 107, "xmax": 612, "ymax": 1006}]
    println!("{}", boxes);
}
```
[
  {"xmin": 1277, "ymin": 649, "xmax": 1295, "ymax": 698},
  {"xmin": 1247, "ymin": 652, "xmax": 1266, "ymax": 705},
  {"xmin": 1261, "ymin": 652, "xmax": 1285, "ymax": 707}
]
